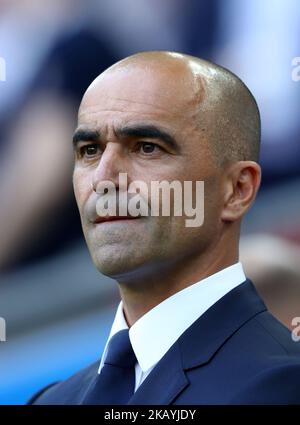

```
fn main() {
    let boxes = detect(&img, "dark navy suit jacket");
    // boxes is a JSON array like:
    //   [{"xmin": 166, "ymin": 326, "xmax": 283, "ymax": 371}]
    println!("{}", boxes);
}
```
[{"xmin": 28, "ymin": 280, "xmax": 300, "ymax": 404}]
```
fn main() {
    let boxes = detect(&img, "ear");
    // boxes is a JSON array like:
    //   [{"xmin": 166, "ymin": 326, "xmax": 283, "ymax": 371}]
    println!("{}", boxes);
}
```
[{"xmin": 221, "ymin": 161, "xmax": 261, "ymax": 222}]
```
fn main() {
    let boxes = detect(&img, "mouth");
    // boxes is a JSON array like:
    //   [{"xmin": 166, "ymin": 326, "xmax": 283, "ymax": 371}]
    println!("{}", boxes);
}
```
[{"xmin": 93, "ymin": 215, "xmax": 140, "ymax": 224}]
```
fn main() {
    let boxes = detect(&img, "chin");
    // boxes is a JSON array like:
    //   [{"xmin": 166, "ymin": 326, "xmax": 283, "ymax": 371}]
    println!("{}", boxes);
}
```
[{"xmin": 90, "ymin": 246, "xmax": 144, "ymax": 278}]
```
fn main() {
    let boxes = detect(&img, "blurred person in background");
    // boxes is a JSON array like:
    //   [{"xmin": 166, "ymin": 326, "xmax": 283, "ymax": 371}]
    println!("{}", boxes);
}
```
[
  {"xmin": 241, "ymin": 234, "xmax": 300, "ymax": 331},
  {"xmin": 0, "ymin": 0, "xmax": 118, "ymax": 271}
]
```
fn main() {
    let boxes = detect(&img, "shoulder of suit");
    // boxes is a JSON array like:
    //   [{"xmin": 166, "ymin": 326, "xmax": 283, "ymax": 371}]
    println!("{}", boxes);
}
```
[
  {"xmin": 252, "ymin": 310, "xmax": 300, "ymax": 356},
  {"xmin": 27, "ymin": 360, "xmax": 100, "ymax": 405}
]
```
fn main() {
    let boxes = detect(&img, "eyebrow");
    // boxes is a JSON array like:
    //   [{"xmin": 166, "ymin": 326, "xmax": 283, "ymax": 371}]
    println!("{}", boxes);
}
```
[
  {"xmin": 72, "ymin": 124, "xmax": 180, "ymax": 152},
  {"xmin": 72, "ymin": 129, "xmax": 100, "ymax": 148},
  {"xmin": 117, "ymin": 124, "xmax": 180, "ymax": 152}
]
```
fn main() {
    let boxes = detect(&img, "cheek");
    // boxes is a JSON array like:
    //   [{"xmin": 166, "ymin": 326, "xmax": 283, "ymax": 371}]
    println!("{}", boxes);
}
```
[{"xmin": 73, "ymin": 168, "xmax": 91, "ymax": 211}]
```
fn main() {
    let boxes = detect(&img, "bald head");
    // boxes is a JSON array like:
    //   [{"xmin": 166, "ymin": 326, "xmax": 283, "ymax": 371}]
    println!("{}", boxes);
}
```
[{"xmin": 82, "ymin": 51, "xmax": 261, "ymax": 166}]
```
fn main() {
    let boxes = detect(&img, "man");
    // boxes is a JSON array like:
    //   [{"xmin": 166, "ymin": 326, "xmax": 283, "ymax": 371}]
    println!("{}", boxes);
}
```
[{"xmin": 29, "ymin": 51, "xmax": 300, "ymax": 405}]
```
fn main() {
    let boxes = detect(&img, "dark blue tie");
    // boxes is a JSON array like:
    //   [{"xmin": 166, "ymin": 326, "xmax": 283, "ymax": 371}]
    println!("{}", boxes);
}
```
[{"xmin": 82, "ymin": 329, "xmax": 137, "ymax": 405}]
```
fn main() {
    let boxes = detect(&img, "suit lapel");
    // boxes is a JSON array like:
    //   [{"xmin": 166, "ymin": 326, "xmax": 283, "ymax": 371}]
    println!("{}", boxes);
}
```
[
  {"xmin": 128, "ymin": 280, "xmax": 267, "ymax": 404},
  {"xmin": 178, "ymin": 279, "xmax": 267, "ymax": 369},
  {"xmin": 128, "ymin": 341, "xmax": 189, "ymax": 405}
]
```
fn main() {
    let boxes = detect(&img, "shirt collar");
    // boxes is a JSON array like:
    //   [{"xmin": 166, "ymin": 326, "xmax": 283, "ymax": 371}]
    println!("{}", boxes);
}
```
[{"xmin": 99, "ymin": 262, "xmax": 246, "ymax": 373}]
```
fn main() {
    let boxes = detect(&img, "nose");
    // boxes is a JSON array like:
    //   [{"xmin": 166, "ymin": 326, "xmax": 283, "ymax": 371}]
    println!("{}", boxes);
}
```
[{"xmin": 91, "ymin": 142, "xmax": 124, "ymax": 193}]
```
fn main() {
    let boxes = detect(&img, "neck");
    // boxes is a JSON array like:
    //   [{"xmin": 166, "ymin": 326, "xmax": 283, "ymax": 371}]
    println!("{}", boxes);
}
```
[{"xmin": 118, "ymin": 233, "xmax": 239, "ymax": 327}]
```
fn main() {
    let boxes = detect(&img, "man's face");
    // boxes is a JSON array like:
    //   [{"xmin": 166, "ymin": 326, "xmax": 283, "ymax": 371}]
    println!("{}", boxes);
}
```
[{"xmin": 73, "ymin": 61, "xmax": 224, "ymax": 280}]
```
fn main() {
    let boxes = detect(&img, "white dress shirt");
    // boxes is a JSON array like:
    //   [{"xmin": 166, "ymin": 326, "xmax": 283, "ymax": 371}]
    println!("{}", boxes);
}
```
[{"xmin": 98, "ymin": 262, "xmax": 246, "ymax": 392}]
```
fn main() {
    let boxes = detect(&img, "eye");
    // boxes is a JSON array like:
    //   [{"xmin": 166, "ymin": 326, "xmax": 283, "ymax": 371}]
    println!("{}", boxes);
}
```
[
  {"xmin": 137, "ymin": 142, "xmax": 160, "ymax": 154},
  {"xmin": 79, "ymin": 144, "xmax": 100, "ymax": 157}
]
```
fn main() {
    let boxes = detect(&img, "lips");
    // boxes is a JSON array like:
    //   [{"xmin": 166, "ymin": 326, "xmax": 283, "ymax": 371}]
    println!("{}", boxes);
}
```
[{"xmin": 93, "ymin": 215, "xmax": 139, "ymax": 224}]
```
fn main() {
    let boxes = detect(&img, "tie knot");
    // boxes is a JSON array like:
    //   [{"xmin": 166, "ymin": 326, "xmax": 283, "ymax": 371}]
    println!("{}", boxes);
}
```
[{"xmin": 104, "ymin": 329, "xmax": 136, "ymax": 368}]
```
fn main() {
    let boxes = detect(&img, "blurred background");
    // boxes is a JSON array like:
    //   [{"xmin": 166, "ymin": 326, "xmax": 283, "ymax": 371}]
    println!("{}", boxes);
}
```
[{"xmin": 0, "ymin": 0, "xmax": 299, "ymax": 404}]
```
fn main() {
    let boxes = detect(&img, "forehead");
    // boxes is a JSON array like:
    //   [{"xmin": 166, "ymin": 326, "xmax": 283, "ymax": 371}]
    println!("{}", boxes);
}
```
[{"xmin": 78, "ymin": 65, "xmax": 202, "ymax": 129}]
